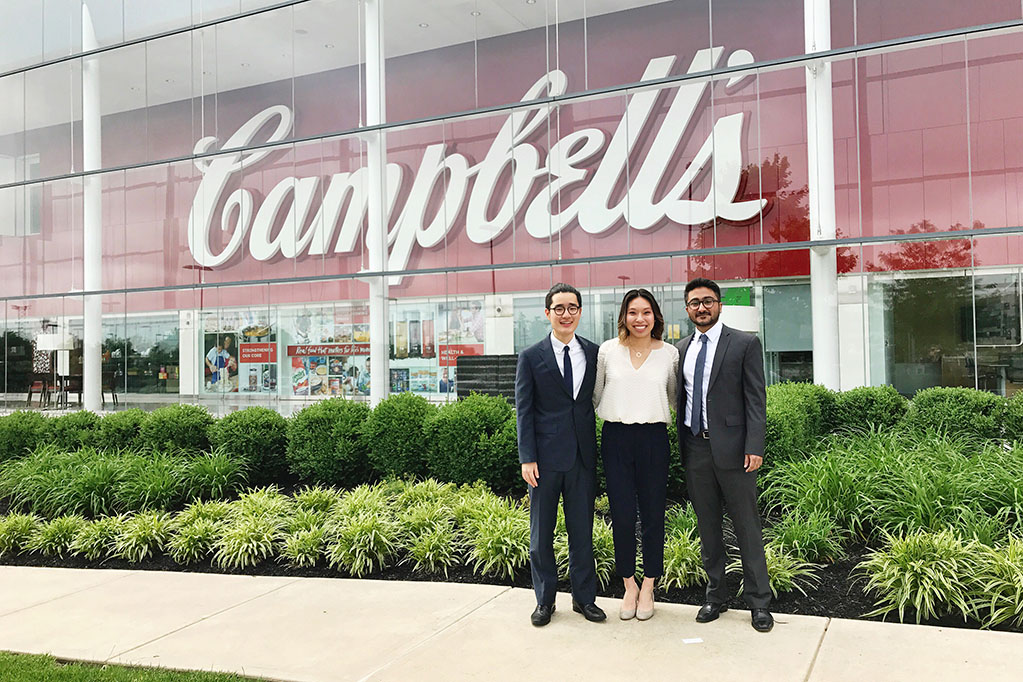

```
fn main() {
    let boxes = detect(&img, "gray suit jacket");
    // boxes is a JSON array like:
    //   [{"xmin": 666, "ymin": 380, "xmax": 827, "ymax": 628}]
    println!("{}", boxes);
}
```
[{"xmin": 675, "ymin": 325, "xmax": 767, "ymax": 469}]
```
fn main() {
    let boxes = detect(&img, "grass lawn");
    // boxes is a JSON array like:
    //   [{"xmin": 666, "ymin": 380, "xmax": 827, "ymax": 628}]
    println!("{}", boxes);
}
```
[{"xmin": 0, "ymin": 652, "xmax": 263, "ymax": 681}]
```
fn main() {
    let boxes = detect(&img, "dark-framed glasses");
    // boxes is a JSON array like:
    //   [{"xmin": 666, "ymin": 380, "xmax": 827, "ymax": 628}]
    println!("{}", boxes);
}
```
[
  {"xmin": 549, "ymin": 304, "xmax": 582, "ymax": 316},
  {"xmin": 686, "ymin": 298, "xmax": 719, "ymax": 310}
]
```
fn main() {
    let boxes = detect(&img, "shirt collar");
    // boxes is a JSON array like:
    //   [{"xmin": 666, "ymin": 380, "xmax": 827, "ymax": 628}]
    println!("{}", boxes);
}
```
[
  {"xmin": 549, "ymin": 332, "xmax": 578, "ymax": 353},
  {"xmin": 695, "ymin": 321, "xmax": 723, "ymax": 344}
]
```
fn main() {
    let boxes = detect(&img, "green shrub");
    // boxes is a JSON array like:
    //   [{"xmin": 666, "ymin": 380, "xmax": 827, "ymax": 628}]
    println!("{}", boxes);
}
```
[
  {"xmin": 1005, "ymin": 391, "xmax": 1023, "ymax": 442},
  {"xmin": 0, "ymin": 513, "xmax": 40, "ymax": 555},
  {"xmin": 424, "ymin": 394, "xmax": 517, "ymax": 493},
  {"xmin": 286, "ymin": 398, "xmax": 372, "ymax": 486},
  {"xmin": 209, "ymin": 407, "xmax": 287, "ymax": 483},
  {"xmin": 49, "ymin": 411, "xmax": 101, "ymax": 450},
  {"xmin": 96, "ymin": 409, "xmax": 147, "ymax": 451},
  {"xmin": 140, "ymin": 404, "xmax": 214, "ymax": 454},
  {"xmin": 667, "ymin": 409, "xmax": 685, "ymax": 500},
  {"xmin": 764, "ymin": 383, "xmax": 836, "ymax": 465},
  {"xmin": 0, "ymin": 411, "xmax": 51, "ymax": 462},
  {"xmin": 834, "ymin": 385, "xmax": 909, "ymax": 432},
  {"xmin": 905, "ymin": 387, "xmax": 1006, "ymax": 440},
  {"xmin": 362, "ymin": 392, "xmax": 437, "ymax": 478},
  {"xmin": 858, "ymin": 529, "xmax": 984, "ymax": 624}
]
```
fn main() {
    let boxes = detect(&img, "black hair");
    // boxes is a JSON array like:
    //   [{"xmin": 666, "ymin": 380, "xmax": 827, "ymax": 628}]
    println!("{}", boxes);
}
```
[
  {"xmin": 617, "ymin": 288, "xmax": 665, "ymax": 341},
  {"xmin": 684, "ymin": 277, "xmax": 722, "ymax": 302},
  {"xmin": 545, "ymin": 282, "xmax": 582, "ymax": 309}
]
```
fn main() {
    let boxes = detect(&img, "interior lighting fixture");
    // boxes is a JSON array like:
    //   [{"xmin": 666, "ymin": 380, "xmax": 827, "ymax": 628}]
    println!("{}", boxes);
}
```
[{"xmin": 419, "ymin": 22, "xmax": 429, "ymax": 27}]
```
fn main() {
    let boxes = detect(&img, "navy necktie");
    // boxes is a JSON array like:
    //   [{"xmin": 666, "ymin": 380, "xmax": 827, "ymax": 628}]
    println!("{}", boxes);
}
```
[
  {"xmin": 562, "ymin": 345, "xmax": 574, "ymax": 399},
  {"xmin": 691, "ymin": 334, "xmax": 709, "ymax": 436}
]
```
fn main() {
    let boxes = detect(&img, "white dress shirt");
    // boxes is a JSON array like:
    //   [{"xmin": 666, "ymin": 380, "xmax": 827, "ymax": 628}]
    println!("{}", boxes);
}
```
[
  {"xmin": 683, "ymin": 321, "xmax": 723, "ymax": 430},
  {"xmin": 550, "ymin": 332, "xmax": 585, "ymax": 400}
]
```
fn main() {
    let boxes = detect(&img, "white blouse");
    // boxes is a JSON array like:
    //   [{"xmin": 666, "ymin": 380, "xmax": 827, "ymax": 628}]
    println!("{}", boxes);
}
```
[{"xmin": 593, "ymin": 339, "xmax": 679, "ymax": 424}]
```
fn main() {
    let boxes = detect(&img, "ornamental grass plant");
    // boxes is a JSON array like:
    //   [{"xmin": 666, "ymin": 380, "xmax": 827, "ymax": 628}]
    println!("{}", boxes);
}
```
[
  {"xmin": 28, "ymin": 515, "xmax": 87, "ymax": 557},
  {"xmin": 0, "ymin": 513, "xmax": 40, "ymax": 555},
  {"xmin": 764, "ymin": 509, "xmax": 846, "ymax": 563},
  {"xmin": 858, "ymin": 529, "xmax": 984, "ymax": 624},
  {"xmin": 116, "ymin": 511, "xmax": 173, "ymax": 563},
  {"xmin": 728, "ymin": 542, "xmax": 821, "ymax": 598},
  {"xmin": 71, "ymin": 515, "xmax": 126, "ymax": 560}
]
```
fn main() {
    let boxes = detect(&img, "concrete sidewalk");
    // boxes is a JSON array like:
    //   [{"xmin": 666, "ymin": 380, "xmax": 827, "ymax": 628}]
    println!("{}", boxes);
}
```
[{"xmin": 1, "ymin": 566, "xmax": 1020, "ymax": 681}]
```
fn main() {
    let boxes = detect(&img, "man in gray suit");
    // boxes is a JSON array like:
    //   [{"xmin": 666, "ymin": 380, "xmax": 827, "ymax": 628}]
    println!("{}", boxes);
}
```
[{"xmin": 676, "ymin": 277, "xmax": 773, "ymax": 632}]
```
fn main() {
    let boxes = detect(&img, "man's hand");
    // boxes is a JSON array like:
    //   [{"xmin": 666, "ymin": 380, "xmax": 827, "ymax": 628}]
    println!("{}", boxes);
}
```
[
  {"xmin": 521, "ymin": 462, "xmax": 539, "ymax": 488},
  {"xmin": 744, "ymin": 454, "xmax": 763, "ymax": 472}
]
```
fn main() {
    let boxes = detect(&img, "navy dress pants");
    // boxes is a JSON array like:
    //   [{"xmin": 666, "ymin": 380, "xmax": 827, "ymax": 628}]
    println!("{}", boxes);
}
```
[{"xmin": 601, "ymin": 421, "xmax": 669, "ymax": 578}]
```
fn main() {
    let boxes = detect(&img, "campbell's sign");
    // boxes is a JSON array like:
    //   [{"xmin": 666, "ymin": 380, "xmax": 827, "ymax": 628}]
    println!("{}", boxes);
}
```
[{"xmin": 187, "ymin": 47, "xmax": 766, "ymax": 280}]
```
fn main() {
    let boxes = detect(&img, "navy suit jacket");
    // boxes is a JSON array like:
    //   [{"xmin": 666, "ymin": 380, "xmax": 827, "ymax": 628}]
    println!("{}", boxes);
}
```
[{"xmin": 515, "ymin": 333, "xmax": 599, "ymax": 472}]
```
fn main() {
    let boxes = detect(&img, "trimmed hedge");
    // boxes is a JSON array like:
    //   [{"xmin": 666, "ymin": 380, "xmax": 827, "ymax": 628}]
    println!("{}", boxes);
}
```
[
  {"xmin": 904, "ymin": 387, "xmax": 1006, "ymax": 440},
  {"xmin": 97, "ymin": 409, "xmax": 147, "ymax": 451},
  {"xmin": 49, "ymin": 410, "xmax": 101, "ymax": 450},
  {"xmin": 423, "ymin": 393, "xmax": 518, "ymax": 494},
  {"xmin": 363, "ymin": 392, "xmax": 437, "ymax": 478},
  {"xmin": 286, "ymin": 398, "xmax": 371, "ymax": 487},
  {"xmin": 764, "ymin": 383, "xmax": 836, "ymax": 465},
  {"xmin": 833, "ymin": 385, "xmax": 909, "ymax": 432},
  {"xmin": 0, "ymin": 411, "xmax": 51, "ymax": 462},
  {"xmin": 210, "ymin": 407, "xmax": 287, "ymax": 483},
  {"xmin": 1005, "ymin": 391, "xmax": 1023, "ymax": 442},
  {"xmin": 140, "ymin": 404, "xmax": 214, "ymax": 454}
]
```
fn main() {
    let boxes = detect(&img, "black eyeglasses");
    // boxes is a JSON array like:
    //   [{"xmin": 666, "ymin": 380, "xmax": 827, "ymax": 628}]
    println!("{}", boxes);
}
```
[
  {"xmin": 685, "ymin": 298, "xmax": 720, "ymax": 310},
  {"xmin": 548, "ymin": 304, "xmax": 582, "ymax": 316}
]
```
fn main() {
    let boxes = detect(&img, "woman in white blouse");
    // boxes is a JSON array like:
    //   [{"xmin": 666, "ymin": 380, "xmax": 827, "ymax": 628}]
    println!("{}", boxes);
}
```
[{"xmin": 593, "ymin": 288, "xmax": 679, "ymax": 621}]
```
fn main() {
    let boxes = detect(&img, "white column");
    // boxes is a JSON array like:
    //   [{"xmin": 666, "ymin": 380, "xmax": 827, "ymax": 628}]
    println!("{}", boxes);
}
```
[
  {"xmin": 805, "ymin": 0, "xmax": 841, "ymax": 390},
  {"xmin": 365, "ymin": 0, "xmax": 390, "ymax": 406},
  {"xmin": 82, "ymin": 4, "xmax": 103, "ymax": 411}
]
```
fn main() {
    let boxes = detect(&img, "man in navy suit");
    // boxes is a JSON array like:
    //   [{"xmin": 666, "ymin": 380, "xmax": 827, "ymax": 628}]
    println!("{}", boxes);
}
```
[{"xmin": 516, "ymin": 283, "xmax": 606, "ymax": 627}]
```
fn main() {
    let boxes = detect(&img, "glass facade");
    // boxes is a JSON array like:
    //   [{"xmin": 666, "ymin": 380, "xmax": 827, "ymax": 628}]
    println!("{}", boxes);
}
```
[{"xmin": 3, "ymin": 0, "xmax": 1023, "ymax": 414}]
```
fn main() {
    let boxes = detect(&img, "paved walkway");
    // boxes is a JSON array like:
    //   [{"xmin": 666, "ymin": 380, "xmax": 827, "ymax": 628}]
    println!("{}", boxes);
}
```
[{"xmin": 1, "ymin": 566, "xmax": 1020, "ymax": 681}]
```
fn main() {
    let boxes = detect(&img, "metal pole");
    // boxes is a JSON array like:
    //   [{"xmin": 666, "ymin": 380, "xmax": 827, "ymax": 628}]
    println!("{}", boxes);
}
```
[
  {"xmin": 82, "ymin": 3, "xmax": 103, "ymax": 411},
  {"xmin": 805, "ymin": 0, "xmax": 841, "ymax": 390},
  {"xmin": 365, "ymin": 0, "xmax": 390, "ymax": 406}
]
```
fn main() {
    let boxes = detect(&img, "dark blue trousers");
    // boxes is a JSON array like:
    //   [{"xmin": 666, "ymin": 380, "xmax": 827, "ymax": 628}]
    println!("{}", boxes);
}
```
[
  {"xmin": 529, "ymin": 452, "xmax": 597, "ymax": 606},
  {"xmin": 601, "ymin": 421, "xmax": 669, "ymax": 578}
]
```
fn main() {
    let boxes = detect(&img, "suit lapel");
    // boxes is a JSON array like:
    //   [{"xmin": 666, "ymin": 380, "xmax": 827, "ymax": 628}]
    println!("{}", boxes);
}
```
[
  {"xmin": 708, "ymin": 325, "xmax": 732, "ymax": 391},
  {"xmin": 579, "ymin": 337, "xmax": 596, "ymax": 399},
  {"xmin": 540, "ymin": 335, "xmax": 573, "ymax": 400}
]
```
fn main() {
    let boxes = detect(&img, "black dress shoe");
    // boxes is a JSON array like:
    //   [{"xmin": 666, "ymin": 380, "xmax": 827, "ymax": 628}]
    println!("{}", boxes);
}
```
[
  {"xmin": 695, "ymin": 602, "xmax": 728, "ymax": 623},
  {"xmin": 531, "ymin": 603, "xmax": 555, "ymax": 626},
  {"xmin": 572, "ymin": 600, "xmax": 607, "ymax": 622},
  {"xmin": 751, "ymin": 608, "xmax": 774, "ymax": 632}
]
